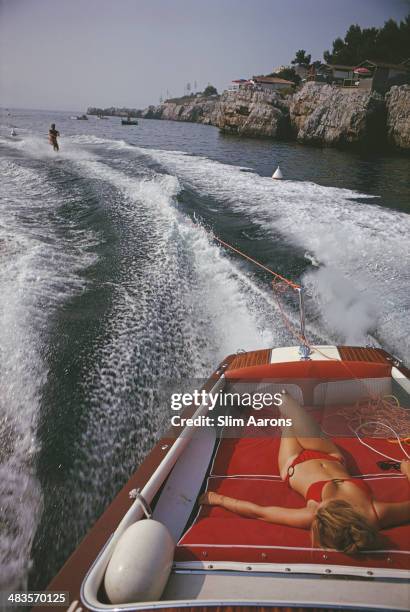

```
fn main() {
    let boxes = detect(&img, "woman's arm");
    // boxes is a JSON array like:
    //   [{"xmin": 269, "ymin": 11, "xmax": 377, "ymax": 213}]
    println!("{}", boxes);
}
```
[
  {"xmin": 200, "ymin": 492, "xmax": 313, "ymax": 529},
  {"xmin": 375, "ymin": 460, "xmax": 410, "ymax": 528},
  {"xmin": 376, "ymin": 500, "xmax": 410, "ymax": 529}
]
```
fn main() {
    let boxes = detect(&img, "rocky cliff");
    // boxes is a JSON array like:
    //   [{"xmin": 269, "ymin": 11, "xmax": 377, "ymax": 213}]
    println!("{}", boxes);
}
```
[
  {"xmin": 385, "ymin": 85, "xmax": 410, "ymax": 150},
  {"xmin": 140, "ymin": 83, "xmax": 409, "ymax": 151},
  {"xmin": 141, "ymin": 95, "xmax": 219, "ymax": 124},
  {"xmin": 213, "ymin": 90, "xmax": 290, "ymax": 138},
  {"xmin": 289, "ymin": 82, "xmax": 386, "ymax": 147}
]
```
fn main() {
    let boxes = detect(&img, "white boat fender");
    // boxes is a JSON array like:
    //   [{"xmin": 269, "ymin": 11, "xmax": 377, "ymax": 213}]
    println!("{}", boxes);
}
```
[
  {"xmin": 104, "ymin": 519, "xmax": 175, "ymax": 604},
  {"xmin": 272, "ymin": 165, "xmax": 283, "ymax": 180}
]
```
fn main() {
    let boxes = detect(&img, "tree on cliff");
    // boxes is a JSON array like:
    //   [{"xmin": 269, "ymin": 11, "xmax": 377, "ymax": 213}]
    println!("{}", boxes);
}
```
[
  {"xmin": 324, "ymin": 15, "xmax": 410, "ymax": 65},
  {"xmin": 203, "ymin": 84, "xmax": 218, "ymax": 96},
  {"xmin": 291, "ymin": 49, "xmax": 311, "ymax": 67}
]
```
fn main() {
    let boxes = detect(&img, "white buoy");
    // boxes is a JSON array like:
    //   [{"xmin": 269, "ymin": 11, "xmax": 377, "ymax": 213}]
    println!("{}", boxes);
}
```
[{"xmin": 272, "ymin": 164, "xmax": 283, "ymax": 180}]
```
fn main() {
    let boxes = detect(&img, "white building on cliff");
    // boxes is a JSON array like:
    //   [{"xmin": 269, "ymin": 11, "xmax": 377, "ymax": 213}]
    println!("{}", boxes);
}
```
[{"xmin": 228, "ymin": 79, "xmax": 252, "ymax": 91}]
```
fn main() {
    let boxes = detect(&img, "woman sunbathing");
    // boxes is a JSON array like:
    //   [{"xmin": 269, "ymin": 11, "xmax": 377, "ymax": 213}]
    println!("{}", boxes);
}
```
[{"xmin": 200, "ymin": 391, "xmax": 410, "ymax": 554}]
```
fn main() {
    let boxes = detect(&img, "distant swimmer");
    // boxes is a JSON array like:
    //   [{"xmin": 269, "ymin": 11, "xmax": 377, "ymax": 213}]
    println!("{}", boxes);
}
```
[{"xmin": 48, "ymin": 123, "xmax": 60, "ymax": 151}]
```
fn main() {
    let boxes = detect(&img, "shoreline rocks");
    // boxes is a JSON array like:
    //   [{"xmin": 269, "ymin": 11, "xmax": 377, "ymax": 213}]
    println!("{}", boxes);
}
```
[
  {"xmin": 139, "ymin": 83, "xmax": 410, "ymax": 152},
  {"xmin": 213, "ymin": 90, "xmax": 290, "ymax": 139},
  {"xmin": 140, "ymin": 96, "xmax": 219, "ymax": 124},
  {"xmin": 289, "ymin": 83, "xmax": 386, "ymax": 148},
  {"xmin": 385, "ymin": 85, "xmax": 410, "ymax": 150}
]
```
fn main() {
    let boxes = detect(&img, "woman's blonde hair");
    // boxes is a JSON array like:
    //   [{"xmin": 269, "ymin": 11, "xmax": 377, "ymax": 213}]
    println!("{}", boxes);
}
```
[{"xmin": 311, "ymin": 500, "xmax": 379, "ymax": 555}]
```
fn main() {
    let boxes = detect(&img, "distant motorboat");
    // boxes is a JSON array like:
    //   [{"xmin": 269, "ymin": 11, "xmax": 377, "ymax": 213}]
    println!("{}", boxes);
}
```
[
  {"xmin": 121, "ymin": 117, "xmax": 138, "ymax": 125},
  {"xmin": 11, "ymin": 128, "xmax": 17, "ymax": 137},
  {"xmin": 74, "ymin": 114, "xmax": 88, "ymax": 120}
]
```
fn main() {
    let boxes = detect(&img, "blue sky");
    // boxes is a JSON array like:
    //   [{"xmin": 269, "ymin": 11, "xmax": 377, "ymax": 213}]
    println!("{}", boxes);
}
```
[{"xmin": 0, "ymin": 0, "xmax": 408, "ymax": 110}]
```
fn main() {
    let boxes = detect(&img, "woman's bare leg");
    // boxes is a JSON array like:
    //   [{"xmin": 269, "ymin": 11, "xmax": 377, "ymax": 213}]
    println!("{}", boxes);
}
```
[{"xmin": 279, "ymin": 392, "xmax": 341, "ymax": 457}]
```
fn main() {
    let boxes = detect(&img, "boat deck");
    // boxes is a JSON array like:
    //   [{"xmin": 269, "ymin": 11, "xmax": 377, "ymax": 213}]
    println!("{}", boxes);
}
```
[{"xmin": 226, "ymin": 349, "xmax": 272, "ymax": 371}]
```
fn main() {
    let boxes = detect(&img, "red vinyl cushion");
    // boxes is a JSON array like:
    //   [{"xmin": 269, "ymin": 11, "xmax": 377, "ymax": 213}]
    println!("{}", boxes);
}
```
[
  {"xmin": 211, "ymin": 436, "xmax": 280, "ymax": 477},
  {"xmin": 177, "ymin": 477, "xmax": 409, "ymax": 570},
  {"xmin": 179, "ymin": 402, "xmax": 409, "ymax": 572}
]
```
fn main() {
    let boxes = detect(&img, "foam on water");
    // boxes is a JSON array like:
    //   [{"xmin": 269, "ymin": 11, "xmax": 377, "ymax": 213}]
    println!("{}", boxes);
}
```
[
  {"xmin": 132, "ymin": 147, "xmax": 410, "ymax": 361},
  {"xmin": 67, "ymin": 152, "xmax": 283, "ymax": 366},
  {"xmin": 50, "ymin": 152, "xmax": 286, "ymax": 534},
  {"xmin": 0, "ymin": 158, "xmax": 98, "ymax": 588}
]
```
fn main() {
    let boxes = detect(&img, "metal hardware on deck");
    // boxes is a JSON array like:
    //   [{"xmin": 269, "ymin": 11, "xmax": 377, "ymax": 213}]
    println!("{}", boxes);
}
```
[
  {"xmin": 299, "ymin": 344, "xmax": 311, "ymax": 360},
  {"xmin": 216, "ymin": 362, "xmax": 229, "ymax": 375},
  {"xmin": 128, "ymin": 488, "xmax": 152, "ymax": 518},
  {"xmin": 385, "ymin": 353, "xmax": 402, "ymax": 367},
  {"xmin": 298, "ymin": 287, "xmax": 311, "ymax": 360}
]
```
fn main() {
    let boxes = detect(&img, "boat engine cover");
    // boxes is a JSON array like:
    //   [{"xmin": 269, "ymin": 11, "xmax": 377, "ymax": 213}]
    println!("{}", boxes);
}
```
[{"xmin": 104, "ymin": 519, "xmax": 175, "ymax": 604}]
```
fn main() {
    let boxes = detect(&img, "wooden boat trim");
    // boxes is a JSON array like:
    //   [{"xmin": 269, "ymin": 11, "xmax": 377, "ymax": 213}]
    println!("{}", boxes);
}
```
[{"xmin": 226, "ymin": 349, "xmax": 272, "ymax": 371}]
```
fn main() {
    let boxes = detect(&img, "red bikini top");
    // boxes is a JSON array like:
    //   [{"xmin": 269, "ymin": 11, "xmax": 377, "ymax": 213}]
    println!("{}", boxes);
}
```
[{"xmin": 306, "ymin": 478, "xmax": 373, "ymax": 503}]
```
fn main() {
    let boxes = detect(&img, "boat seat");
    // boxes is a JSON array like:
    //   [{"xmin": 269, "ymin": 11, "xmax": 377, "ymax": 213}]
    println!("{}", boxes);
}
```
[
  {"xmin": 226, "ymin": 381, "xmax": 304, "ymax": 405},
  {"xmin": 313, "ymin": 376, "xmax": 392, "ymax": 406},
  {"xmin": 226, "ymin": 377, "xmax": 392, "ymax": 409},
  {"xmin": 176, "ymin": 475, "xmax": 409, "ymax": 572},
  {"xmin": 178, "ymin": 404, "xmax": 409, "ymax": 573},
  {"xmin": 225, "ymin": 361, "xmax": 393, "ymax": 406}
]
